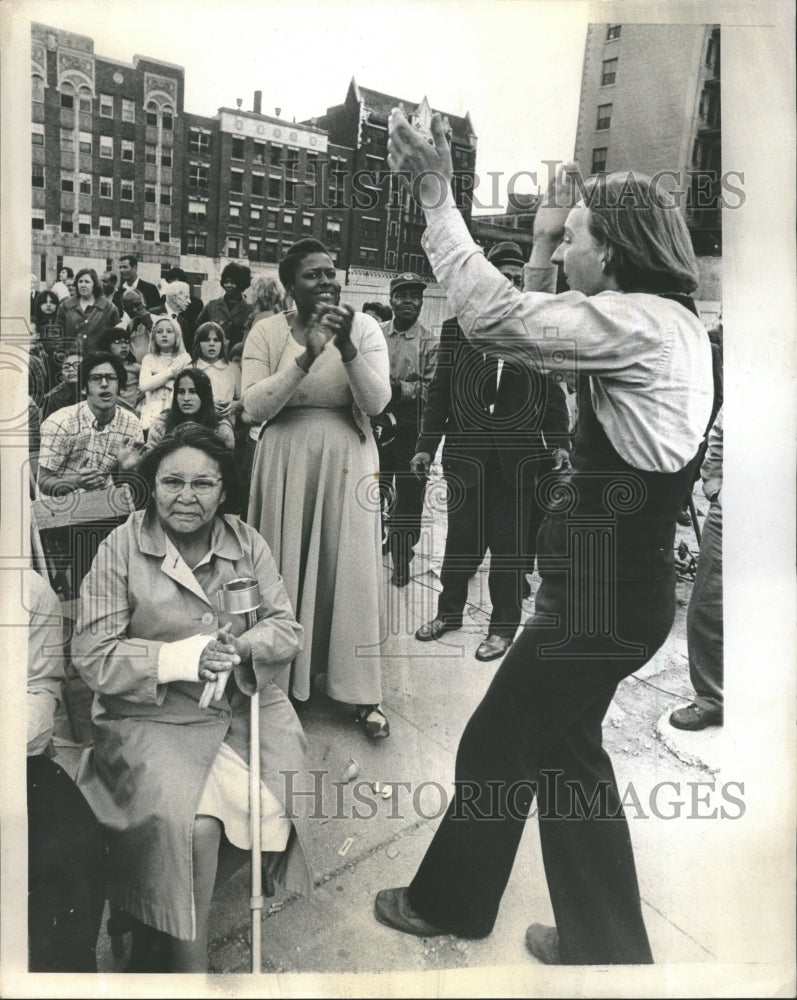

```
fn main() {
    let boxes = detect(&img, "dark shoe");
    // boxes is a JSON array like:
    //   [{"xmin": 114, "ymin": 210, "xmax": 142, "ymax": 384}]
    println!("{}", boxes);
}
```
[
  {"xmin": 355, "ymin": 704, "xmax": 390, "ymax": 739},
  {"xmin": 669, "ymin": 703, "xmax": 723, "ymax": 731},
  {"xmin": 415, "ymin": 617, "xmax": 461, "ymax": 642},
  {"xmin": 374, "ymin": 887, "xmax": 447, "ymax": 937},
  {"xmin": 525, "ymin": 923, "xmax": 562, "ymax": 964},
  {"xmin": 475, "ymin": 634, "xmax": 513, "ymax": 661}
]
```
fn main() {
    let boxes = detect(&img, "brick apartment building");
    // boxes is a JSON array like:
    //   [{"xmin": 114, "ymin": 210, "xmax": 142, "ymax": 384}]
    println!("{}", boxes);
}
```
[
  {"xmin": 573, "ymin": 22, "xmax": 722, "ymax": 256},
  {"xmin": 30, "ymin": 26, "xmax": 477, "ymax": 297}
]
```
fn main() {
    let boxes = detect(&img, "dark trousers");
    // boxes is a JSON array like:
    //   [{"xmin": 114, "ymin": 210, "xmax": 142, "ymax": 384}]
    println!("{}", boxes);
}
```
[
  {"xmin": 687, "ymin": 501, "xmax": 723, "ymax": 711},
  {"xmin": 437, "ymin": 453, "xmax": 533, "ymax": 639},
  {"xmin": 379, "ymin": 423, "xmax": 427, "ymax": 564},
  {"xmin": 408, "ymin": 559, "xmax": 673, "ymax": 963},
  {"xmin": 28, "ymin": 755, "xmax": 105, "ymax": 972}
]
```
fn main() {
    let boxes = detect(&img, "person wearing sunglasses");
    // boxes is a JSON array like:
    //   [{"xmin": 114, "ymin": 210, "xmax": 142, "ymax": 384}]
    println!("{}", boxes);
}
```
[{"xmin": 37, "ymin": 351, "xmax": 144, "ymax": 497}]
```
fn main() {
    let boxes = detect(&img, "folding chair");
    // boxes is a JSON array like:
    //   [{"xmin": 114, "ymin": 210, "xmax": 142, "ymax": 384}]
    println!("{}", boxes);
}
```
[{"xmin": 30, "ymin": 484, "xmax": 136, "ymax": 740}]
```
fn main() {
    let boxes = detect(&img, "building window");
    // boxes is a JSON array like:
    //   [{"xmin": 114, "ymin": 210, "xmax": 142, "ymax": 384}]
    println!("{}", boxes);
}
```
[
  {"xmin": 302, "ymin": 214, "xmax": 314, "ymax": 230},
  {"xmin": 386, "ymin": 250, "xmax": 396, "ymax": 268},
  {"xmin": 252, "ymin": 174, "xmax": 265, "ymax": 197},
  {"xmin": 121, "ymin": 98, "xmax": 135, "ymax": 123},
  {"xmin": 146, "ymin": 102, "xmax": 158, "ymax": 126},
  {"xmin": 596, "ymin": 103, "xmax": 612, "ymax": 130},
  {"xmin": 253, "ymin": 141, "xmax": 266, "ymax": 164},
  {"xmin": 267, "ymin": 209, "xmax": 279, "ymax": 229},
  {"xmin": 190, "ymin": 163, "xmax": 209, "ymax": 190},
  {"xmin": 161, "ymin": 148, "xmax": 172, "ymax": 167},
  {"xmin": 120, "ymin": 218, "xmax": 133, "ymax": 238},
  {"xmin": 32, "ymin": 123, "xmax": 45, "ymax": 146},
  {"xmin": 249, "ymin": 239, "xmax": 261, "ymax": 260},
  {"xmin": 268, "ymin": 176, "xmax": 282, "ymax": 200},
  {"xmin": 61, "ymin": 216, "xmax": 74, "ymax": 233},
  {"xmin": 269, "ymin": 145, "xmax": 282, "ymax": 166},
  {"xmin": 60, "ymin": 172, "xmax": 74, "ymax": 193},
  {"xmin": 251, "ymin": 207, "xmax": 262, "ymax": 222},
  {"xmin": 78, "ymin": 213, "xmax": 91, "ymax": 235},
  {"xmin": 121, "ymin": 180, "xmax": 134, "ymax": 201},
  {"xmin": 60, "ymin": 90, "xmax": 74, "ymax": 109},
  {"xmin": 283, "ymin": 211, "xmax": 295, "ymax": 229},
  {"xmin": 325, "ymin": 218, "xmax": 341, "ymax": 240},
  {"xmin": 159, "ymin": 227, "xmax": 170, "ymax": 243},
  {"xmin": 145, "ymin": 184, "xmax": 157, "ymax": 203},
  {"xmin": 285, "ymin": 180, "xmax": 297, "ymax": 205},
  {"xmin": 79, "ymin": 131, "xmax": 92, "ymax": 154},
  {"xmin": 79, "ymin": 173, "xmax": 92, "ymax": 195},
  {"xmin": 227, "ymin": 237, "xmax": 240, "ymax": 256},
  {"xmin": 160, "ymin": 187, "xmax": 172, "ymax": 206},
  {"xmin": 32, "ymin": 75, "xmax": 45, "ymax": 103},
  {"xmin": 99, "ymin": 215, "xmax": 112, "ymax": 236},
  {"xmin": 79, "ymin": 91, "xmax": 92, "ymax": 113},
  {"xmin": 186, "ymin": 234, "xmax": 206, "ymax": 254},
  {"xmin": 121, "ymin": 139, "xmax": 134, "ymax": 161},
  {"xmin": 601, "ymin": 58, "xmax": 618, "ymax": 86},
  {"xmin": 32, "ymin": 163, "xmax": 45, "ymax": 188},
  {"xmin": 100, "ymin": 93, "xmax": 114, "ymax": 117},
  {"xmin": 189, "ymin": 130, "xmax": 210, "ymax": 155},
  {"xmin": 162, "ymin": 109, "xmax": 173, "ymax": 130},
  {"xmin": 606, "ymin": 24, "xmax": 621, "ymax": 40},
  {"xmin": 188, "ymin": 200, "xmax": 207, "ymax": 222},
  {"xmin": 264, "ymin": 239, "xmax": 278, "ymax": 262},
  {"xmin": 145, "ymin": 144, "xmax": 157, "ymax": 165},
  {"xmin": 230, "ymin": 169, "xmax": 244, "ymax": 194},
  {"xmin": 591, "ymin": 147, "xmax": 608, "ymax": 173},
  {"xmin": 32, "ymin": 210, "xmax": 45, "ymax": 230},
  {"xmin": 232, "ymin": 136, "xmax": 245, "ymax": 160},
  {"xmin": 144, "ymin": 226, "xmax": 156, "ymax": 242},
  {"xmin": 60, "ymin": 127, "xmax": 74, "ymax": 151},
  {"xmin": 99, "ymin": 177, "xmax": 113, "ymax": 198},
  {"xmin": 100, "ymin": 135, "xmax": 113, "ymax": 158},
  {"xmin": 229, "ymin": 205, "xmax": 241, "ymax": 220}
]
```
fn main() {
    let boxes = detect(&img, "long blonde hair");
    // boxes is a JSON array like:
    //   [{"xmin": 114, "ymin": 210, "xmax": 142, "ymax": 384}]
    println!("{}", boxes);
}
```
[
  {"xmin": 149, "ymin": 315, "xmax": 185, "ymax": 355},
  {"xmin": 584, "ymin": 172, "xmax": 699, "ymax": 294}
]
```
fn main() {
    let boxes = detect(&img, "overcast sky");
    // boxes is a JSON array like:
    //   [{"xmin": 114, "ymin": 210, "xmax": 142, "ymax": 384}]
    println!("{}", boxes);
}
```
[{"xmin": 21, "ymin": 0, "xmax": 590, "ymax": 211}]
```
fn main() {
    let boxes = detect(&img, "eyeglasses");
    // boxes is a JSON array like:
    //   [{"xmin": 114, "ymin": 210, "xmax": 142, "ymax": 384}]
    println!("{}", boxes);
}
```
[
  {"xmin": 87, "ymin": 373, "xmax": 119, "ymax": 384},
  {"xmin": 156, "ymin": 475, "xmax": 223, "ymax": 496},
  {"xmin": 61, "ymin": 361, "xmax": 80, "ymax": 371}
]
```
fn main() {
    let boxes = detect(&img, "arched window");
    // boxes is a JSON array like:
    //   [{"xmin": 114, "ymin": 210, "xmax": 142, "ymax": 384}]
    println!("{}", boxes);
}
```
[
  {"xmin": 60, "ymin": 81, "xmax": 75, "ymax": 109},
  {"xmin": 32, "ymin": 75, "xmax": 45, "ymax": 103},
  {"xmin": 78, "ymin": 86, "xmax": 92, "ymax": 113},
  {"xmin": 162, "ymin": 106, "xmax": 174, "ymax": 130},
  {"xmin": 146, "ymin": 100, "xmax": 159, "ymax": 126}
]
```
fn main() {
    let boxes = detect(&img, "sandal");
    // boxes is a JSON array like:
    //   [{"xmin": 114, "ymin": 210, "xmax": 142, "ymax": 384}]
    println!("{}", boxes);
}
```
[{"xmin": 355, "ymin": 704, "xmax": 390, "ymax": 740}]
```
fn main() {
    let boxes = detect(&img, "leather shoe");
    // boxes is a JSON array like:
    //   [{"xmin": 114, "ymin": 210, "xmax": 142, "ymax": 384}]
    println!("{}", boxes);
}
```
[
  {"xmin": 524, "ymin": 923, "xmax": 562, "ymax": 964},
  {"xmin": 415, "ymin": 617, "xmax": 461, "ymax": 641},
  {"xmin": 669, "ymin": 703, "xmax": 723, "ymax": 730},
  {"xmin": 374, "ymin": 887, "xmax": 447, "ymax": 937},
  {"xmin": 475, "ymin": 634, "xmax": 512, "ymax": 661}
]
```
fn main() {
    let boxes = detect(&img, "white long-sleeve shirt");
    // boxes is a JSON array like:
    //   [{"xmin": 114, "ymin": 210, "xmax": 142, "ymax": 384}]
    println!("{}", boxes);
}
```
[{"xmin": 421, "ymin": 191, "xmax": 713, "ymax": 473}]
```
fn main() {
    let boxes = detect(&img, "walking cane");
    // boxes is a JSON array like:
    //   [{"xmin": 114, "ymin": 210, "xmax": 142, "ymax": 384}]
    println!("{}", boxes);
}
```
[
  {"xmin": 687, "ymin": 493, "xmax": 702, "ymax": 545},
  {"xmin": 216, "ymin": 577, "xmax": 264, "ymax": 973}
]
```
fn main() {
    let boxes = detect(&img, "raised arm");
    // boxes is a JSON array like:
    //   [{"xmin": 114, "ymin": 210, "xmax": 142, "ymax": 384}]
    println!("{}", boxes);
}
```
[{"xmin": 341, "ymin": 312, "xmax": 391, "ymax": 417}]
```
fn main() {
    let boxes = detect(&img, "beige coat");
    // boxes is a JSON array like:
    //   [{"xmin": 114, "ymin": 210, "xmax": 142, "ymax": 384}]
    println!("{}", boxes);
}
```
[{"xmin": 73, "ymin": 510, "xmax": 312, "ymax": 939}]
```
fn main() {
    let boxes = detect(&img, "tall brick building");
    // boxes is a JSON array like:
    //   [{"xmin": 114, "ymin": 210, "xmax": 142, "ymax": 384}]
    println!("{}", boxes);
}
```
[
  {"xmin": 573, "ymin": 23, "xmax": 722, "ymax": 255},
  {"xmin": 30, "ymin": 27, "xmax": 477, "ymax": 295},
  {"xmin": 31, "ymin": 21, "xmax": 185, "ymax": 287},
  {"xmin": 313, "ymin": 79, "xmax": 478, "ymax": 279}
]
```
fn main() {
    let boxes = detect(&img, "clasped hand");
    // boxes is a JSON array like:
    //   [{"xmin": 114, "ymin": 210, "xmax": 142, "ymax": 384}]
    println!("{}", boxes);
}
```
[
  {"xmin": 306, "ymin": 303, "xmax": 355, "ymax": 361},
  {"xmin": 197, "ymin": 622, "xmax": 251, "ymax": 709}
]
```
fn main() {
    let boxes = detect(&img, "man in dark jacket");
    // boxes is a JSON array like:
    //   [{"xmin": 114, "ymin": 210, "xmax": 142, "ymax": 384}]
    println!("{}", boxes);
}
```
[
  {"xmin": 113, "ymin": 254, "xmax": 161, "ymax": 312},
  {"xmin": 411, "ymin": 243, "xmax": 570, "ymax": 661}
]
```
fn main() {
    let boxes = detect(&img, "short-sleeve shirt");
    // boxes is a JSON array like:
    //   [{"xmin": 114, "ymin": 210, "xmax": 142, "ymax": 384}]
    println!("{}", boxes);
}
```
[{"xmin": 38, "ymin": 400, "xmax": 144, "ymax": 491}]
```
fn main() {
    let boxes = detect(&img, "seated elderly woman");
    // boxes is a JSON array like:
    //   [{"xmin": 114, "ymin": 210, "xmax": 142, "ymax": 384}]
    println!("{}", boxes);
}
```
[{"xmin": 72, "ymin": 424, "xmax": 311, "ymax": 973}]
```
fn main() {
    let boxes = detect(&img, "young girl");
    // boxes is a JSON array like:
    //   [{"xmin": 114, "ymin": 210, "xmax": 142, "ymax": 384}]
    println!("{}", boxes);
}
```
[
  {"xmin": 191, "ymin": 322, "xmax": 241, "ymax": 445},
  {"xmin": 32, "ymin": 290, "xmax": 64, "ymax": 387},
  {"xmin": 138, "ymin": 317, "xmax": 192, "ymax": 431},
  {"xmin": 145, "ymin": 368, "xmax": 232, "ymax": 451}
]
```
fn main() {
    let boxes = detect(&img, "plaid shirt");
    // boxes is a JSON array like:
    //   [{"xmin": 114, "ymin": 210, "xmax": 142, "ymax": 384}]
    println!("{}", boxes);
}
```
[{"xmin": 38, "ymin": 400, "xmax": 143, "ymax": 491}]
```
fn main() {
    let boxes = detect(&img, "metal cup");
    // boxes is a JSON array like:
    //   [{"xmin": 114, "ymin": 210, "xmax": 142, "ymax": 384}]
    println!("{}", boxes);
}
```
[{"xmin": 217, "ymin": 577, "xmax": 261, "ymax": 615}]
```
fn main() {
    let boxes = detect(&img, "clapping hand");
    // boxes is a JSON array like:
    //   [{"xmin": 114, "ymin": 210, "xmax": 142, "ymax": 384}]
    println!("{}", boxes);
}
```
[
  {"xmin": 198, "ymin": 622, "xmax": 240, "ymax": 709},
  {"xmin": 116, "ymin": 437, "xmax": 145, "ymax": 471}
]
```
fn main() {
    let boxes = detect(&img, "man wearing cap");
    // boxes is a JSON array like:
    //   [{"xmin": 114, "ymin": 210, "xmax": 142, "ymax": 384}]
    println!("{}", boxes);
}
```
[
  {"xmin": 377, "ymin": 273, "xmax": 438, "ymax": 585},
  {"xmin": 410, "ymin": 242, "xmax": 570, "ymax": 660}
]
